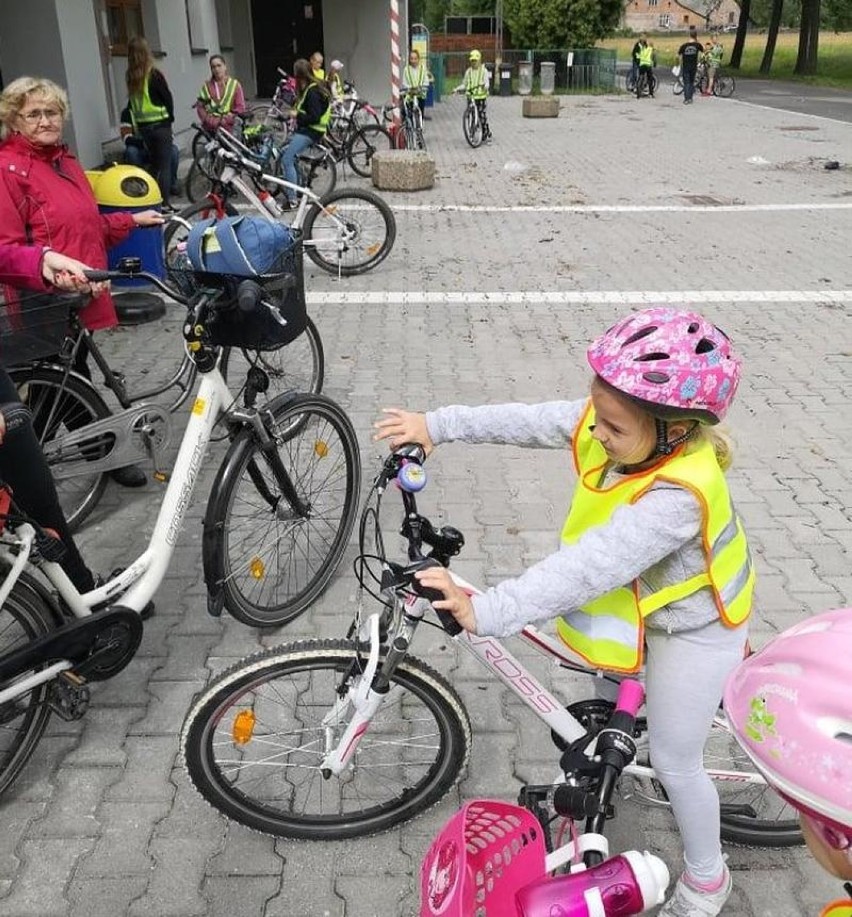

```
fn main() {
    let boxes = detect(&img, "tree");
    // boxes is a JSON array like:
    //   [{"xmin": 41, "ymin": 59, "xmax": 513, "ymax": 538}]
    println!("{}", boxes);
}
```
[
  {"xmin": 794, "ymin": 0, "xmax": 821, "ymax": 74},
  {"xmin": 729, "ymin": 0, "xmax": 752, "ymax": 68},
  {"xmin": 759, "ymin": 0, "xmax": 784, "ymax": 73},
  {"xmin": 502, "ymin": 0, "xmax": 623, "ymax": 48}
]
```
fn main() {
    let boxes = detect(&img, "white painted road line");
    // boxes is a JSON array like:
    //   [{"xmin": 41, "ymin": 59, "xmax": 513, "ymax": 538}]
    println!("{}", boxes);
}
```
[
  {"xmin": 306, "ymin": 290, "xmax": 852, "ymax": 305},
  {"xmin": 389, "ymin": 202, "xmax": 852, "ymax": 214}
]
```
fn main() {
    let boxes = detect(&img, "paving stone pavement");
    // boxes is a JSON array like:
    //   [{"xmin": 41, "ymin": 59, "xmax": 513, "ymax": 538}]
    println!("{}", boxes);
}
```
[{"xmin": 2, "ymin": 89, "xmax": 852, "ymax": 917}]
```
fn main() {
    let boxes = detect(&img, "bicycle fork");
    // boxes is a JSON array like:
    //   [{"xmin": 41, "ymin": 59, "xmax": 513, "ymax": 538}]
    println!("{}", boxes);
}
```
[{"xmin": 319, "ymin": 598, "xmax": 426, "ymax": 778}]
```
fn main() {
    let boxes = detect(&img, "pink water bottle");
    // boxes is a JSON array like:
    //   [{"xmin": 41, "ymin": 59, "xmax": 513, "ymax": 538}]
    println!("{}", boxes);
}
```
[{"xmin": 515, "ymin": 850, "xmax": 669, "ymax": 917}]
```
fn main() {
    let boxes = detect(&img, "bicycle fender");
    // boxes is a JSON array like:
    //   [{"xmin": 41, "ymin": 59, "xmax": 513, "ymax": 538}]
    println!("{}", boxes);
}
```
[{"xmin": 201, "ymin": 390, "xmax": 303, "ymax": 617}]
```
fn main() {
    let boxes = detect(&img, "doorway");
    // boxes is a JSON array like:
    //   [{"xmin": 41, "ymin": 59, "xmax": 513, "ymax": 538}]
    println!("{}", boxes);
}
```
[{"xmin": 250, "ymin": 0, "xmax": 325, "ymax": 96}]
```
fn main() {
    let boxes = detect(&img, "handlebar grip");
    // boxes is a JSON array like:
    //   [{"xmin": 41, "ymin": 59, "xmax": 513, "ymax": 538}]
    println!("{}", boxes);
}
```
[
  {"xmin": 436, "ymin": 608, "xmax": 464, "ymax": 637},
  {"xmin": 237, "ymin": 279, "xmax": 262, "ymax": 313},
  {"xmin": 83, "ymin": 269, "xmax": 113, "ymax": 282},
  {"xmin": 0, "ymin": 402, "xmax": 33, "ymax": 433}
]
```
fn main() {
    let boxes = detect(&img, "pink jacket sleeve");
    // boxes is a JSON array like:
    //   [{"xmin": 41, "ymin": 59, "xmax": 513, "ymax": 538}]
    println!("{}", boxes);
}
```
[
  {"xmin": 0, "ymin": 244, "xmax": 47, "ymax": 290},
  {"xmin": 99, "ymin": 211, "xmax": 136, "ymax": 249},
  {"xmin": 232, "ymin": 81, "xmax": 247, "ymax": 115}
]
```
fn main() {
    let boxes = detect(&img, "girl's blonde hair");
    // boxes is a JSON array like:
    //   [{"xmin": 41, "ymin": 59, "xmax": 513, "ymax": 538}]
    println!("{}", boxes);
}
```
[
  {"xmin": 0, "ymin": 76, "xmax": 68, "ymax": 138},
  {"xmin": 688, "ymin": 424, "xmax": 735, "ymax": 471},
  {"xmin": 126, "ymin": 36, "xmax": 154, "ymax": 96}
]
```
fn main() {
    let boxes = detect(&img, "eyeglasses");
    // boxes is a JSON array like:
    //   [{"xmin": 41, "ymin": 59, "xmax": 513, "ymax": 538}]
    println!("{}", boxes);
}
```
[{"xmin": 19, "ymin": 109, "xmax": 62, "ymax": 124}]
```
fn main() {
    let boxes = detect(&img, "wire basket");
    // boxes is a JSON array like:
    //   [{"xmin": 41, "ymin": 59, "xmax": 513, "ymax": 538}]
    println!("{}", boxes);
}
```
[
  {"xmin": 420, "ymin": 800, "xmax": 546, "ymax": 917},
  {"xmin": 168, "ymin": 240, "xmax": 307, "ymax": 353},
  {"xmin": 0, "ymin": 289, "xmax": 79, "ymax": 366}
]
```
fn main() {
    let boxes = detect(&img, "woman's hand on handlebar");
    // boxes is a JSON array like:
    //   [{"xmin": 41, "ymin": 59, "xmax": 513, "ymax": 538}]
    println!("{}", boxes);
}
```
[
  {"xmin": 132, "ymin": 209, "xmax": 166, "ymax": 228},
  {"xmin": 42, "ymin": 251, "xmax": 109, "ymax": 296},
  {"xmin": 414, "ymin": 567, "xmax": 478, "ymax": 633},
  {"xmin": 373, "ymin": 408, "xmax": 435, "ymax": 454}
]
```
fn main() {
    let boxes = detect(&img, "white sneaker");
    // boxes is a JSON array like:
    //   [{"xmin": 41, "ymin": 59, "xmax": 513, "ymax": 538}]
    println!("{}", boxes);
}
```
[{"xmin": 659, "ymin": 865, "xmax": 732, "ymax": 916}]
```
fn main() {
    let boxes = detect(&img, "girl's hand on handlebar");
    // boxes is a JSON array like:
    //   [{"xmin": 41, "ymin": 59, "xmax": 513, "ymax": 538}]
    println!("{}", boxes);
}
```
[
  {"xmin": 414, "ymin": 567, "xmax": 478, "ymax": 633},
  {"xmin": 373, "ymin": 408, "xmax": 435, "ymax": 455}
]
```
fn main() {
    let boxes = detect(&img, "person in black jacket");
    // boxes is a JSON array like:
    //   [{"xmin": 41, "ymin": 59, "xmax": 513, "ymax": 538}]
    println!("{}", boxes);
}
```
[
  {"xmin": 279, "ymin": 58, "xmax": 332, "ymax": 208},
  {"xmin": 125, "ymin": 36, "xmax": 176, "ymax": 211}
]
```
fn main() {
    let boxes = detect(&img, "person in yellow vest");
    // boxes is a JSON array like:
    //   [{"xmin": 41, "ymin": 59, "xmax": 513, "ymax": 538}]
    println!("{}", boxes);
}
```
[
  {"xmin": 375, "ymin": 308, "xmax": 751, "ymax": 917},
  {"xmin": 195, "ymin": 55, "xmax": 247, "ymax": 134},
  {"xmin": 402, "ymin": 49, "xmax": 430, "ymax": 118},
  {"xmin": 310, "ymin": 51, "xmax": 325, "ymax": 81},
  {"xmin": 636, "ymin": 39, "xmax": 657, "ymax": 98},
  {"xmin": 125, "ymin": 36, "xmax": 176, "ymax": 211},
  {"xmin": 327, "ymin": 59, "xmax": 346, "ymax": 102},
  {"xmin": 279, "ymin": 58, "xmax": 331, "ymax": 208},
  {"xmin": 457, "ymin": 49, "xmax": 492, "ymax": 142}
]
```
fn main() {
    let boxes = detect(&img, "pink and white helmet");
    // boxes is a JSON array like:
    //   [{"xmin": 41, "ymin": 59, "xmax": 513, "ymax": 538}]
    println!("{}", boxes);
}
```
[
  {"xmin": 587, "ymin": 308, "xmax": 741, "ymax": 424},
  {"xmin": 723, "ymin": 608, "xmax": 852, "ymax": 842}
]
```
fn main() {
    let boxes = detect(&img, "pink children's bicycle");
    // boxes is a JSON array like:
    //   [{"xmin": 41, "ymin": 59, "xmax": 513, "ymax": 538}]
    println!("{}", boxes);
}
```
[{"xmin": 180, "ymin": 445, "xmax": 803, "ymax": 865}]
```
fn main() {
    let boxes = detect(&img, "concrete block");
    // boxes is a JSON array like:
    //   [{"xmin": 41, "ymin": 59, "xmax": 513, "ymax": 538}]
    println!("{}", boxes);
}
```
[
  {"xmin": 371, "ymin": 150, "xmax": 435, "ymax": 191},
  {"xmin": 522, "ymin": 96, "xmax": 560, "ymax": 118}
]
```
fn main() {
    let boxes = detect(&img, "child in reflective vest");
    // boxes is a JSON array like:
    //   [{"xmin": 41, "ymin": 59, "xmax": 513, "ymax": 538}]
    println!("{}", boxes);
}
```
[
  {"xmin": 374, "ymin": 307, "xmax": 752, "ymax": 917},
  {"xmin": 457, "ymin": 49, "xmax": 492, "ymax": 142}
]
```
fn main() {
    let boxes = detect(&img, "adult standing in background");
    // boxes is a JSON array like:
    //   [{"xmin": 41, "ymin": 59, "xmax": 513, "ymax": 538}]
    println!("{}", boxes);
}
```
[
  {"xmin": 195, "ymin": 55, "xmax": 247, "ymax": 134},
  {"xmin": 126, "ymin": 36, "xmax": 176, "ymax": 211},
  {"xmin": 678, "ymin": 26, "xmax": 704, "ymax": 105}
]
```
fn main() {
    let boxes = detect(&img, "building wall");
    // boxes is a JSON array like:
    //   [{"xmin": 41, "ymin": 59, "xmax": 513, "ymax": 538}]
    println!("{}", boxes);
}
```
[
  {"xmin": 322, "ymin": 0, "xmax": 407, "ymax": 107},
  {"xmin": 228, "ymin": 0, "xmax": 257, "ymax": 98},
  {"xmin": 622, "ymin": 0, "xmax": 740, "ymax": 32}
]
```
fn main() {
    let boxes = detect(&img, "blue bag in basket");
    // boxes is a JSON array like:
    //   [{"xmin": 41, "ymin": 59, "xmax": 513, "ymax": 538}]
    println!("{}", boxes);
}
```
[{"xmin": 186, "ymin": 215, "xmax": 294, "ymax": 277}]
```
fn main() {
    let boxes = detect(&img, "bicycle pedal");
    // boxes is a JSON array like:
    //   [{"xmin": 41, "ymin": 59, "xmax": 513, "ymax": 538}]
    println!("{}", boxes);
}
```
[{"xmin": 49, "ymin": 671, "xmax": 91, "ymax": 721}]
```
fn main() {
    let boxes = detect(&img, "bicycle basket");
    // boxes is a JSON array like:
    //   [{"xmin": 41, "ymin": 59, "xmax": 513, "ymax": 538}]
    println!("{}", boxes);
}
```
[
  {"xmin": 0, "ymin": 288, "xmax": 79, "ymax": 365},
  {"xmin": 420, "ymin": 800, "xmax": 546, "ymax": 917},
  {"xmin": 173, "ymin": 239, "xmax": 307, "ymax": 352}
]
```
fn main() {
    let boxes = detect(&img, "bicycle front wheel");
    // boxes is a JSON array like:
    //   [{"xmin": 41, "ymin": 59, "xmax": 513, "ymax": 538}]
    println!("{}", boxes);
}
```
[
  {"xmin": 0, "ymin": 580, "xmax": 56, "ymax": 797},
  {"xmin": 204, "ymin": 393, "xmax": 361, "ymax": 628},
  {"xmin": 672, "ymin": 78, "xmax": 684, "ymax": 96},
  {"xmin": 346, "ymin": 124, "xmax": 394, "ymax": 177},
  {"xmin": 181, "ymin": 639, "xmax": 472, "ymax": 838},
  {"xmin": 303, "ymin": 188, "xmax": 396, "ymax": 277},
  {"xmin": 463, "ymin": 105, "xmax": 482, "ymax": 148},
  {"xmin": 9, "ymin": 365, "xmax": 111, "ymax": 532}
]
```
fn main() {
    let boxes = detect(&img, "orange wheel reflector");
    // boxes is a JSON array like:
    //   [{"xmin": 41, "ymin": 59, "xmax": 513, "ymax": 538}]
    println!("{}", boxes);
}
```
[
  {"xmin": 314, "ymin": 440, "xmax": 329, "ymax": 458},
  {"xmin": 250, "ymin": 557, "xmax": 265, "ymax": 579},
  {"xmin": 232, "ymin": 709, "xmax": 256, "ymax": 745}
]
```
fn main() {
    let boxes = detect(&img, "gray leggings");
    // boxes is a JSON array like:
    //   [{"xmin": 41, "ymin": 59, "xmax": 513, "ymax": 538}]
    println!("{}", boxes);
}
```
[{"xmin": 645, "ymin": 619, "xmax": 748, "ymax": 882}]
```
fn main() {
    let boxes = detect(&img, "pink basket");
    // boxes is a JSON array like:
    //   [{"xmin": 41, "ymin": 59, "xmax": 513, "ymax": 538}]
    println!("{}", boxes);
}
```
[{"xmin": 420, "ymin": 800, "xmax": 546, "ymax": 917}]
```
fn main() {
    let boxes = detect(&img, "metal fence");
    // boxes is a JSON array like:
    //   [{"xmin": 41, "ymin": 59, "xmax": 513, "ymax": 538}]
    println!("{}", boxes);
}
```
[{"xmin": 431, "ymin": 48, "xmax": 617, "ymax": 94}]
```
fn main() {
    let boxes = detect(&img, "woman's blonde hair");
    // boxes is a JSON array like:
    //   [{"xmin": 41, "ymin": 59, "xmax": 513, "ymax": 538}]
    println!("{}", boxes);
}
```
[
  {"xmin": 688, "ymin": 424, "xmax": 735, "ymax": 471},
  {"xmin": 0, "ymin": 76, "xmax": 68, "ymax": 138},
  {"xmin": 126, "ymin": 36, "xmax": 154, "ymax": 96}
]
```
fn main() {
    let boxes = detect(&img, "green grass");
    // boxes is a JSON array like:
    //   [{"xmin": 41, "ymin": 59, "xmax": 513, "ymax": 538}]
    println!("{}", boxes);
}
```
[{"xmin": 598, "ymin": 30, "xmax": 852, "ymax": 89}]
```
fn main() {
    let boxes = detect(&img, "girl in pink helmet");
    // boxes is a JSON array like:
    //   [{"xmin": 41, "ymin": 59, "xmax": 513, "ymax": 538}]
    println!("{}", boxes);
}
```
[
  {"xmin": 725, "ymin": 607, "xmax": 852, "ymax": 916},
  {"xmin": 375, "ymin": 307, "xmax": 751, "ymax": 917}
]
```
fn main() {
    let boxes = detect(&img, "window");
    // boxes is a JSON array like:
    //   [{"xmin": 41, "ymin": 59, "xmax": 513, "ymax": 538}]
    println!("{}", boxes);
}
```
[
  {"xmin": 648, "ymin": 0, "xmax": 658, "ymax": 6},
  {"xmin": 659, "ymin": 13, "xmax": 671, "ymax": 27},
  {"xmin": 106, "ymin": 0, "xmax": 143, "ymax": 56}
]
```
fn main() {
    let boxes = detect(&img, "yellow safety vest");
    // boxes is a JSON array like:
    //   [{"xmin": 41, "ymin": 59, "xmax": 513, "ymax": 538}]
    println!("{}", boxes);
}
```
[
  {"xmin": 129, "ymin": 72, "xmax": 169, "ymax": 127},
  {"xmin": 295, "ymin": 84, "xmax": 332, "ymax": 135},
  {"xmin": 199, "ymin": 77, "xmax": 238, "ymax": 115},
  {"xmin": 555, "ymin": 402, "xmax": 753, "ymax": 674},
  {"xmin": 638, "ymin": 45, "xmax": 655, "ymax": 67},
  {"xmin": 403, "ymin": 64, "xmax": 428, "ymax": 94},
  {"xmin": 464, "ymin": 66, "xmax": 488, "ymax": 100}
]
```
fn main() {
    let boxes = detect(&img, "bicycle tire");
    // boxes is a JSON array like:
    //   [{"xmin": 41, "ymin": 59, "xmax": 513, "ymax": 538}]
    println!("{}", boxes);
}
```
[
  {"xmin": 568, "ymin": 699, "xmax": 802, "ymax": 848},
  {"xmin": 414, "ymin": 127, "xmax": 426, "ymax": 152},
  {"xmin": 9, "ymin": 365, "xmax": 111, "ymax": 532},
  {"xmin": 202, "ymin": 392, "xmax": 361, "ymax": 628},
  {"xmin": 346, "ymin": 124, "xmax": 394, "ymax": 178},
  {"xmin": 0, "ymin": 582, "xmax": 56, "ymax": 797},
  {"xmin": 395, "ymin": 123, "xmax": 409, "ymax": 150},
  {"xmin": 191, "ymin": 131, "xmax": 217, "ymax": 180},
  {"xmin": 302, "ymin": 187, "xmax": 396, "ymax": 277},
  {"xmin": 299, "ymin": 153, "xmax": 337, "ymax": 199},
  {"xmin": 672, "ymin": 78, "xmax": 684, "ymax": 96},
  {"xmin": 181, "ymin": 639, "xmax": 472, "ymax": 838},
  {"xmin": 220, "ymin": 315, "xmax": 325, "ymax": 412},
  {"xmin": 649, "ymin": 74, "xmax": 658, "ymax": 96},
  {"xmin": 351, "ymin": 100, "xmax": 381, "ymax": 129},
  {"xmin": 250, "ymin": 104, "xmax": 290, "ymax": 148},
  {"xmin": 185, "ymin": 161, "xmax": 214, "ymax": 204},
  {"xmin": 715, "ymin": 75, "xmax": 735, "ymax": 98},
  {"xmin": 698, "ymin": 72, "xmax": 709, "ymax": 95},
  {"xmin": 463, "ymin": 105, "xmax": 482, "ymax": 148}
]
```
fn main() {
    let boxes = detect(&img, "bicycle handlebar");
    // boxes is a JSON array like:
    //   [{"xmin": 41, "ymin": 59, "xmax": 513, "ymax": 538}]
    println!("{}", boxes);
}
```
[{"xmin": 84, "ymin": 267, "xmax": 189, "ymax": 303}]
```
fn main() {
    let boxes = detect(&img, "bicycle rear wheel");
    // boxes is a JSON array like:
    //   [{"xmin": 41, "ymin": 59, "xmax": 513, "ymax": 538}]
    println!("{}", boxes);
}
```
[
  {"xmin": 463, "ymin": 105, "xmax": 482, "ymax": 148},
  {"xmin": 9, "ymin": 365, "xmax": 111, "ymax": 532},
  {"xmin": 185, "ymin": 161, "xmax": 214, "ymax": 204},
  {"xmin": 0, "ymin": 580, "xmax": 56, "ymax": 797},
  {"xmin": 302, "ymin": 188, "xmax": 396, "ymax": 277},
  {"xmin": 298, "ymin": 152, "xmax": 337, "ymax": 199},
  {"xmin": 181, "ymin": 639, "xmax": 471, "ymax": 838},
  {"xmin": 203, "ymin": 393, "xmax": 361, "ymax": 628},
  {"xmin": 346, "ymin": 125, "xmax": 394, "ymax": 178}
]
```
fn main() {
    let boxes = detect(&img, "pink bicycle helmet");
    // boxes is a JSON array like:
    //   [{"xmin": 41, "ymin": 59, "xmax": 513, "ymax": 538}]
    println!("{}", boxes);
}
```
[
  {"xmin": 587, "ymin": 307, "xmax": 741, "ymax": 424},
  {"xmin": 723, "ymin": 608, "xmax": 852, "ymax": 842}
]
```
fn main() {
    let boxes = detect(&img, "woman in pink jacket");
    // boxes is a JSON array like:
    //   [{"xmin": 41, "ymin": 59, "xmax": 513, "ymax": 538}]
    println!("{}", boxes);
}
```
[{"xmin": 0, "ymin": 76, "xmax": 163, "ymax": 487}]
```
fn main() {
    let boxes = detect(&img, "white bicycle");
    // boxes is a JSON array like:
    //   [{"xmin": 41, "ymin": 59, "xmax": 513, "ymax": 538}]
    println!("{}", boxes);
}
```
[
  {"xmin": 181, "ymin": 445, "xmax": 802, "ymax": 848},
  {"xmin": 0, "ymin": 264, "xmax": 361, "ymax": 796}
]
